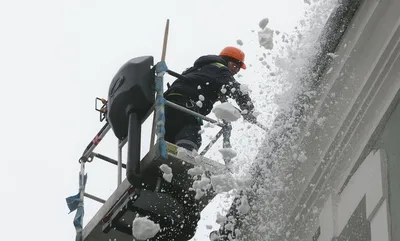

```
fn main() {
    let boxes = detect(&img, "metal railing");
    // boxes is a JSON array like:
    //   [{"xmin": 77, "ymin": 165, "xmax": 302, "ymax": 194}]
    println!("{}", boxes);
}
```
[{"xmin": 78, "ymin": 98, "xmax": 232, "ymax": 206}]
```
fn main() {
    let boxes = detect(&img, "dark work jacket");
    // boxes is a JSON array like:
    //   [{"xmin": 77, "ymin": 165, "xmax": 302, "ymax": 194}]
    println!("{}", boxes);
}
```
[{"xmin": 164, "ymin": 55, "xmax": 254, "ymax": 116}]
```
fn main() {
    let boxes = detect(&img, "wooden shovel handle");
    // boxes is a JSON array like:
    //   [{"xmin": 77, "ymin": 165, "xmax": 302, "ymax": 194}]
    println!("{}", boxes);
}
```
[{"xmin": 161, "ymin": 19, "xmax": 169, "ymax": 61}]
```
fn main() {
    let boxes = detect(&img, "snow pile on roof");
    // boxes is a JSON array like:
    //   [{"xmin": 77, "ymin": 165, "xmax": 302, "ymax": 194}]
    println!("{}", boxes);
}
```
[
  {"xmin": 159, "ymin": 164, "xmax": 173, "ymax": 183},
  {"xmin": 212, "ymin": 102, "xmax": 241, "ymax": 122},
  {"xmin": 132, "ymin": 216, "xmax": 160, "ymax": 240}
]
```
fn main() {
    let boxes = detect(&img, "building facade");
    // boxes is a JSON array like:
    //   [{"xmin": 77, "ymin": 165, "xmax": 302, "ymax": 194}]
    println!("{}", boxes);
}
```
[
  {"xmin": 315, "ymin": 101, "xmax": 400, "ymax": 241},
  {"xmin": 279, "ymin": 0, "xmax": 400, "ymax": 240}
]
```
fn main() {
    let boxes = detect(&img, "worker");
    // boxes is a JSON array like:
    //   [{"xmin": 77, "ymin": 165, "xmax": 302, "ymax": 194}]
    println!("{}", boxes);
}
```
[{"xmin": 164, "ymin": 46, "xmax": 257, "ymax": 152}]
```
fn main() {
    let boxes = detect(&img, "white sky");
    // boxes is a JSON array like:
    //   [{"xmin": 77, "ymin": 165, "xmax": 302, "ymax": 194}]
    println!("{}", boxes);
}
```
[{"xmin": 0, "ymin": 0, "xmax": 320, "ymax": 240}]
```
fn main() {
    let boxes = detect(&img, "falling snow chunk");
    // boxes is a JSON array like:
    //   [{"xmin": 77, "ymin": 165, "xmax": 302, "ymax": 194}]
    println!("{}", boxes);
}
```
[
  {"xmin": 220, "ymin": 87, "xmax": 227, "ymax": 94},
  {"xmin": 192, "ymin": 175, "xmax": 210, "ymax": 190},
  {"xmin": 238, "ymin": 195, "xmax": 250, "ymax": 214},
  {"xmin": 216, "ymin": 212, "xmax": 227, "ymax": 224},
  {"xmin": 317, "ymin": 116, "xmax": 326, "ymax": 126},
  {"xmin": 196, "ymin": 100, "xmax": 203, "ymax": 108},
  {"xmin": 162, "ymin": 173, "xmax": 172, "ymax": 182},
  {"xmin": 132, "ymin": 216, "xmax": 160, "ymax": 240},
  {"xmin": 195, "ymin": 189, "xmax": 205, "ymax": 199},
  {"xmin": 199, "ymin": 95, "xmax": 205, "ymax": 101},
  {"xmin": 211, "ymin": 174, "xmax": 236, "ymax": 193},
  {"xmin": 204, "ymin": 122, "xmax": 215, "ymax": 128},
  {"xmin": 197, "ymin": 85, "xmax": 201, "ymax": 90},
  {"xmin": 327, "ymin": 52, "xmax": 339, "ymax": 58},
  {"xmin": 218, "ymin": 148, "xmax": 237, "ymax": 159},
  {"xmin": 298, "ymin": 152, "xmax": 308, "ymax": 163},
  {"xmin": 212, "ymin": 102, "xmax": 241, "ymax": 122},
  {"xmin": 192, "ymin": 175, "xmax": 211, "ymax": 200},
  {"xmin": 258, "ymin": 18, "xmax": 269, "ymax": 29},
  {"xmin": 194, "ymin": 155, "xmax": 202, "ymax": 163},
  {"xmin": 187, "ymin": 166, "xmax": 204, "ymax": 176},
  {"xmin": 159, "ymin": 164, "xmax": 173, "ymax": 183},
  {"xmin": 224, "ymin": 223, "xmax": 234, "ymax": 231},
  {"xmin": 159, "ymin": 164, "xmax": 172, "ymax": 174},
  {"xmin": 258, "ymin": 27, "xmax": 274, "ymax": 50},
  {"xmin": 236, "ymin": 39, "xmax": 243, "ymax": 46},
  {"xmin": 176, "ymin": 147, "xmax": 196, "ymax": 163}
]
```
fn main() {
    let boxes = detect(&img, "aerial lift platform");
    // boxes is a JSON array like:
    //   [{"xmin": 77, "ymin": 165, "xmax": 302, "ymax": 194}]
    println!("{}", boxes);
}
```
[
  {"xmin": 66, "ymin": 20, "xmax": 235, "ymax": 241},
  {"xmin": 82, "ymin": 139, "xmax": 228, "ymax": 241}
]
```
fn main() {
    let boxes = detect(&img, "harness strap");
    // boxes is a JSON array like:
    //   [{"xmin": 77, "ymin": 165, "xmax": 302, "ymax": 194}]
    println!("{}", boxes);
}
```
[{"xmin": 210, "ymin": 62, "xmax": 226, "ymax": 68}]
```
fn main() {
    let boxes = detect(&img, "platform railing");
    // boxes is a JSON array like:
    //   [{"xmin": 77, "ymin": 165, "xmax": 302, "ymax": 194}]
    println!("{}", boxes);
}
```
[{"xmin": 76, "ymin": 95, "xmax": 231, "ymax": 205}]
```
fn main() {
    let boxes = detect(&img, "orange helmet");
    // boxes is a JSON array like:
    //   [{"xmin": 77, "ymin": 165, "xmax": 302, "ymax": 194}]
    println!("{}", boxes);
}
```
[{"xmin": 219, "ymin": 46, "xmax": 247, "ymax": 69}]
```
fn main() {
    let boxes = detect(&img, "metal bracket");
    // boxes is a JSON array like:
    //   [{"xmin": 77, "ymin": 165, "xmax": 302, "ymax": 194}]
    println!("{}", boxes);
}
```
[{"xmin": 95, "ymin": 97, "xmax": 108, "ymax": 122}]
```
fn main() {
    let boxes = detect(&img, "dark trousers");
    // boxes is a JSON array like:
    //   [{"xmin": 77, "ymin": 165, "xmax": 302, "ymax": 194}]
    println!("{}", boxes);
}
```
[{"xmin": 164, "ymin": 94, "xmax": 202, "ymax": 151}]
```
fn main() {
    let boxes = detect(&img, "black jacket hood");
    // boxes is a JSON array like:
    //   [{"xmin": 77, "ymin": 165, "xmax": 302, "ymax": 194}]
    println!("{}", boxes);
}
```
[{"xmin": 193, "ymin": 55, "xmax": 228, "ymax": 67}]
